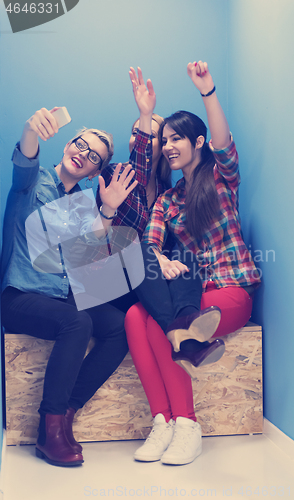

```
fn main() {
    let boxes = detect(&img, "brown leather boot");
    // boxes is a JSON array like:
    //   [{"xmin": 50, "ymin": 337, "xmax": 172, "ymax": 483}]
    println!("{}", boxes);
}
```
[
  {"xmin": 64, "ymin": 408, "xmax": 83, "ymax": 453},
  {"xmin": 35, "ymin": 414, "xmax": 83, "ymax": 467}
]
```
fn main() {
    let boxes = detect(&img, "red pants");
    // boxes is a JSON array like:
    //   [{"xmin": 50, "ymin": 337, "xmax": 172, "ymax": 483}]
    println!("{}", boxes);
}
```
[
  {"xmin": 125, "ymin": 285, "xmax": 253, "ymax": 422},
  {"xmin": 202, "ymin": 282, "xmax": 253, "ymax": 337}
]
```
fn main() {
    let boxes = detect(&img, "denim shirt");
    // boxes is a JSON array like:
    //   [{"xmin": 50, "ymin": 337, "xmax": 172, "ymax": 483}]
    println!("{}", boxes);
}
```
[{"xmin": 1, "ymin": 144, "xmax": 106, "ymax": 299}]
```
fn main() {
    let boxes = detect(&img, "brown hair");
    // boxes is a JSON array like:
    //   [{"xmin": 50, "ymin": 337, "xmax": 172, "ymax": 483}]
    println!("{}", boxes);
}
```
[
  {"xmin": 159, "ymin": 111, "xmax": 220, "ymax": 240},
  {"xmin": 131, "ymin": 114, "xmax": 171, "ymax": 189}
]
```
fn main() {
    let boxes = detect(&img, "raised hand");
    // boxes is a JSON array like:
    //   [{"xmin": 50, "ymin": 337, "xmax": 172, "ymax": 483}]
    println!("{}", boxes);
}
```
[
  {"xmin": 187, "ymin": 60, "xmax": 230, "ymax": 149},
  {"xmin": 129, "ymin": 67, "xmax": 156, "ymax": 117},
  {"xmin": 187, "ymin": 60, "xmax": 215, "ymax": 96},
  {"xmin": 98, "ymin": 163, "xmax": 138, "ymax": 213}
]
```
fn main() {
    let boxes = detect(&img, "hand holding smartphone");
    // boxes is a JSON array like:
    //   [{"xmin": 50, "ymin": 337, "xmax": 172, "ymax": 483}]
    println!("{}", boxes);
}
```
[{"xmin": 51, "ymin": 107, "xmax": 71, "ymax": 128}]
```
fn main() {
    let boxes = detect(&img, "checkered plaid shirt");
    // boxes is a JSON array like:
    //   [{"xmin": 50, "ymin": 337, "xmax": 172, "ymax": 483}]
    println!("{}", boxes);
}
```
[
  {"xmin": 96, "ymin": 130, "xmax": 168, "ymax": 241},
  {"xmin": 142, "ymin": 139, "xmax": 261, "ymax": 290}
]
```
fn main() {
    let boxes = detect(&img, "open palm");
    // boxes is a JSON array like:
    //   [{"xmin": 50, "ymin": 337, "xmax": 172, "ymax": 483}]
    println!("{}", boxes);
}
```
[
  {"xmin": 99, "ymin": 163, "xmax": 138, "ymax": 211},
  {"xmin": 129, "ymin": 67, "xmax": 156, "ymax": 116}
]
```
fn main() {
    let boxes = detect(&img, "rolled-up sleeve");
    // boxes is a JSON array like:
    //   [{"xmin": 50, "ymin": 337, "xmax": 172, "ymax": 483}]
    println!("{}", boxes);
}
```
[
  {"xmin": 210, "ymin": 137, "xmax": 240, "ymax": 191},
  {"xmin": 11, "ymin": 143, "xmax": 40, "ymax": 192}
]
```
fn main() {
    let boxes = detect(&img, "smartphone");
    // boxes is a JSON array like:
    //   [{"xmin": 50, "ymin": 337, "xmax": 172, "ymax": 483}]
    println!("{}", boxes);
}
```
[{"xmin": 51, "ymin": 107, "xmax": 71, "ymax": 128}]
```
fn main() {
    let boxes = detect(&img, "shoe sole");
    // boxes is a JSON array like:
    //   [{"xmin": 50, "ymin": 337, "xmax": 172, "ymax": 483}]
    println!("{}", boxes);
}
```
[
  {"xmin": 174, "ymin": 343, "xmax": 226, "ymax": 379},
  {"xmin": 134, "ymin": 455, "xmax": 162, "ymax": 462},
  {"xmin": 161, "ymin": 445, "xmax": 202, "ymax": 465},
  {"xmin": 189, "ymin": 309, "xmax": 221, "ymax": 342},
  {"xmin": 35, "ymin": 447, "xmax": 84, "ymax": 467},
  {"xmin": 172, "ymin": 310, "xmax": 221, "ymax": 352}
]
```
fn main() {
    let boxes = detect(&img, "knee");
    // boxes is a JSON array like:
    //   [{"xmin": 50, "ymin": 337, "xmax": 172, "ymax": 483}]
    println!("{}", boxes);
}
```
[
  {"xmin": 67, "ymin": 310, "xmax": 93, "ymax": 340},
  {"xmin": 125, "ymin": 303, "xmax": 148, "ymax": 338}
]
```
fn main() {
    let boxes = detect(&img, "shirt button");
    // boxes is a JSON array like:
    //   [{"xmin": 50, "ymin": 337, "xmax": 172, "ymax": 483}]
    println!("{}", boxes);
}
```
[
  {"xmin": 64, "ymin": 222, "xmax": 67, "ymax": 225},
  {"xmin": 146, "ymin": 159, "xmax": 149, "ymax": 163},
  {"xmin": 147, "ymin": 140, "xmax": 151, "ymax": 144}
]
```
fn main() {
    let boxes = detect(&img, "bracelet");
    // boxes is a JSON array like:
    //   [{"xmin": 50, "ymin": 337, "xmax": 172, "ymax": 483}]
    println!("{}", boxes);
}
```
[
  {"xmin": 201, "ymin": 86, "xmax": 216, "ymax": 97},
  {"xmin": 99, "ymin": 205, "xmax": 117, "ymax": 220}
]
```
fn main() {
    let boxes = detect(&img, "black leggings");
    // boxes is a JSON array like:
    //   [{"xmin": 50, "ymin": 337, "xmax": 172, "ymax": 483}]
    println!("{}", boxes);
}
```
[
  {"xmin": 1, "ymin": 287, "xmax": 128, "ymax": 415},
  {"xmin": 134, "ymin": 243, "xmax": 203, "ymax": 332}
]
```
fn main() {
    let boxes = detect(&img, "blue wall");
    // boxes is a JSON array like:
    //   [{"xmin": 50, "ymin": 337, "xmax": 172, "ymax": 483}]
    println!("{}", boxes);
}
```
[
  {"xmin": 0, "ymin": 0, "xmax": 293, "ymax": 471},
  {"xmin": 228, "ymin": 0, "xmax": 294, "ymax": 440},
  {"xmin": 0, "ymin": 0, "xmax": 228, "ymax": 212}
]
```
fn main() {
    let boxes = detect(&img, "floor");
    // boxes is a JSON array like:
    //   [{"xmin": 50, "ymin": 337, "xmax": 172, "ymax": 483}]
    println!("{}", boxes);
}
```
[{"xmin": 2, "ymin": 433, "xmax": 294, "ymax": 500}]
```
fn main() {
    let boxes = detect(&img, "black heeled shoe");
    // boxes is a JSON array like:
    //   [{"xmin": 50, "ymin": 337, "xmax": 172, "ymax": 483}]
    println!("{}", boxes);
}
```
[
  {"xmin": 172, "ymin": 339, "xmax": 225, "ymax": 379},
  {"xmin": 166, "ymin": 306, "xmax": 221, "ymax": 352}
]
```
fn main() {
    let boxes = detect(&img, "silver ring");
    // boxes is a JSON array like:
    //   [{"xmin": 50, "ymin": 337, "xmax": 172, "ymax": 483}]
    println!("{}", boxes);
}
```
[{"xmin": 37, "ymin": 123, "xmax": 42, "ymax": 128}]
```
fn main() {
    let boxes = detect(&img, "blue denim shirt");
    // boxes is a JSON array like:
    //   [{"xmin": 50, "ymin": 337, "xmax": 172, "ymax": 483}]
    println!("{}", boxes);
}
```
[{"xmin": 1, "ymin": 144, "xmax": 106, "ymax": 299}]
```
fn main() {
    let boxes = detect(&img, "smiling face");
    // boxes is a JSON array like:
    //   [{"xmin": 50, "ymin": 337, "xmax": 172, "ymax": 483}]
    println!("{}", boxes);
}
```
[
  {"xmin": 161, "ymin": 124, "xmax": 201, "ymax": 177},
  {"xmin": 62, "ymin": 132, "xmax": 109, "ymax": 183},
  {"xmin": 129, "ymin": 118, "xmax": 162, "ymax": 167}
]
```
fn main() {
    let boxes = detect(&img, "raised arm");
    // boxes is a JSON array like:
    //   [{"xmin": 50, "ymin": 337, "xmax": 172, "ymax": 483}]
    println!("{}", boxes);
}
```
[
  {"xmin": 187, "ymin": 60, "xmax": 230, "ymax": 150},
  {"xmin": 129, "ymin": 67, "xmax": 156, "ymax": 135},
  {"xmin": 20, "ymin": 107, "xmax": 59, "ymax": 158}
]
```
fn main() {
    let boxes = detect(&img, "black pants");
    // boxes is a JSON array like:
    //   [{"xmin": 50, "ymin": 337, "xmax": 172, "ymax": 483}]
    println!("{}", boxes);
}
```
[
  {"xmin": 134, "ymin": 243, "xmax": 203, "ymax": 332},
  {"xmin": 1, "ymin": 287, "xmax": 128, "ymax": 415}
]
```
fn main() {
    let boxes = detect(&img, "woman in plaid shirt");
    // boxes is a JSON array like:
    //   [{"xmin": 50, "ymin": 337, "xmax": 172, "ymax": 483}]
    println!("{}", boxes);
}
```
[
  {"xmin": 96, "ymin": 67, "xmax": 172, "ymax": 239},
  {"xmin": 96, "ymin": 67, "xmax": 172, "ymax": 312},
  {"xmin": 125, "ymin": 60, "xmax": 261, "ymax": 466}
]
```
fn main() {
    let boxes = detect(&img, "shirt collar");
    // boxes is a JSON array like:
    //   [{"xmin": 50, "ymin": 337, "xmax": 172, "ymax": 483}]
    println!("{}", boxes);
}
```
[
  {"xmin": 50, "ymin": 166, "xmax": 81, "ymax": 195},
  {"xmin": 175, "ymin": 177, "xmax": 186, "ymax": 193}
]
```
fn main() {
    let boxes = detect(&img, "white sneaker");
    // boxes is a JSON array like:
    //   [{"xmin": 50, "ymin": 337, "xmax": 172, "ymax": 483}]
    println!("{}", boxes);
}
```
[
  {"xmin": 134, "ymin": 414, "xmax": 175, "ymax": 462},
  {"xmin": 161, "ymin": 417, "xmax": 202, "ymax": 465}
]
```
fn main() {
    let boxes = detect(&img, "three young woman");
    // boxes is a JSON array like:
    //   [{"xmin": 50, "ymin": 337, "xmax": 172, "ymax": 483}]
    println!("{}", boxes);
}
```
[
  {"xmin": 1, "ymin": 60, "xmax": 260, "ymax": 469},
  {"xmin": 125, "ymin": 60, "xmax": 261, "ymax": 465}
]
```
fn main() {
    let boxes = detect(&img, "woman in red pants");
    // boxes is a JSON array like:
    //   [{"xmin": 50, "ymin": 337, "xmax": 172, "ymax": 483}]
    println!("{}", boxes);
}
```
[{"xmin": 125, "ymin": 59, "xmax": 261, "ymax": 466}]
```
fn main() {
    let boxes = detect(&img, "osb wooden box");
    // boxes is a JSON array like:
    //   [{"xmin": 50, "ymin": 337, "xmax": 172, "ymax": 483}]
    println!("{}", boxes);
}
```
[{"xmin": 4, "ymin": 322, "xmax": 262, "ymax": 445}]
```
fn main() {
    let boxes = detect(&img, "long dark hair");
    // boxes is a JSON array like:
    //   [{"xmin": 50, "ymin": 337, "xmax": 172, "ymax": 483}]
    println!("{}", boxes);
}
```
[
  {"xmin": 131, "ymin": 114, "xmax": 172, "ymax": 190},
  {"xmin": 151, "ymin": 114, "xmax": 172, "ymax": 190},
  {"xmin": 159, "ymin": 111, "xmax": 220, "ymax": 240}
]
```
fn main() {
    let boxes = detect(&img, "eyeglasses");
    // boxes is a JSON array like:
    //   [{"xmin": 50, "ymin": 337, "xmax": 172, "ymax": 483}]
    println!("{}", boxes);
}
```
[{"xmin": 72, "ymin": 137, "xmax": 103, "ymax": 166}]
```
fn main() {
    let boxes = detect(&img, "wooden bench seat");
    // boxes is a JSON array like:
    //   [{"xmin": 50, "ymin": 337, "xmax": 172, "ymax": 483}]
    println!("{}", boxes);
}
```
[{"xmin": 4, "ymin": 322, "xmax": 262, "ymax": 445}]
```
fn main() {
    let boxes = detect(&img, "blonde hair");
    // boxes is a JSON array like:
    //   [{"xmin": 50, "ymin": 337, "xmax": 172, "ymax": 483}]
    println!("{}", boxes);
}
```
[{"xmin": 151, "ymin": 113, "xmax": 164, "ymax": 127}]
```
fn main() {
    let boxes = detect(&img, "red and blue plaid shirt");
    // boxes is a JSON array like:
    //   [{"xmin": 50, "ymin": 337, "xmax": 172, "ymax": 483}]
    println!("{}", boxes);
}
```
[
  {"xmin": 142, "ymin": 139, "xmax": 261, "ymax": 290},
  {"xmin": 96, "ymin": 131, "xmax": 168, "ymax": 241}
]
